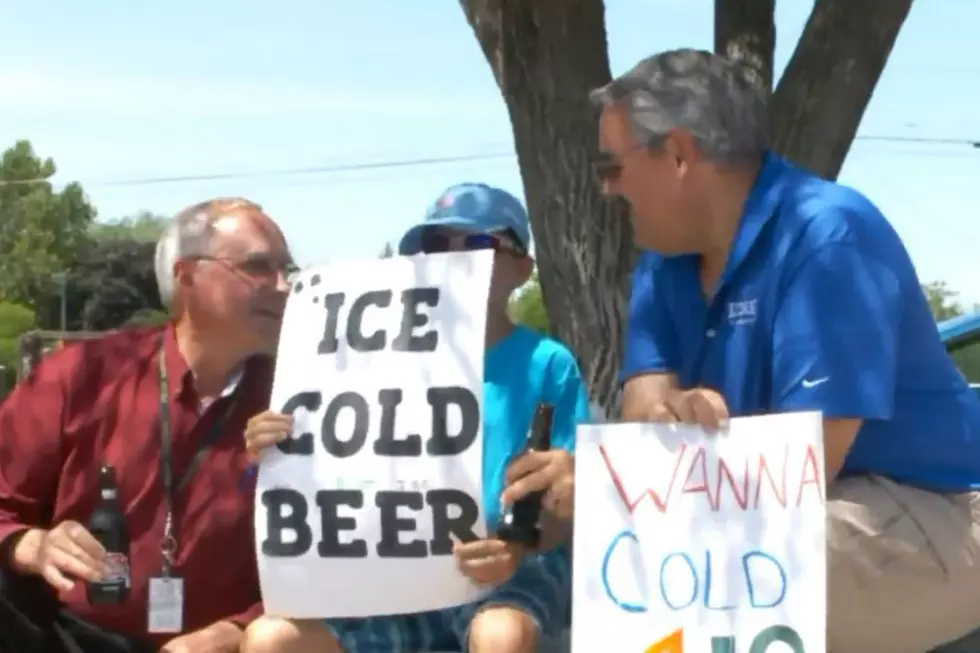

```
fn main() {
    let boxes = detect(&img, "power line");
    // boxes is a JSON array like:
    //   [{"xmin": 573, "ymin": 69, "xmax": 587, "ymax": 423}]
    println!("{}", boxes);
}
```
[
  {"xmin": 0, "ymin": 133, "xmax": 977, "ymax": 190},
  {"xmin": 855, "ymin": 134, "xmax": 980, "ymax": 147},
  {"xmin": 0, "ymin": 152, "xmax": 514, "ymax": 189}
]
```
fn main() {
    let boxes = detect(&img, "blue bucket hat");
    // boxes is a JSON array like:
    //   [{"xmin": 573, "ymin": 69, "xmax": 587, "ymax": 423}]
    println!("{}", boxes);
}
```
[{"xmin": 398, "ymin": 183, "xmax": 531, "ymax": 256}]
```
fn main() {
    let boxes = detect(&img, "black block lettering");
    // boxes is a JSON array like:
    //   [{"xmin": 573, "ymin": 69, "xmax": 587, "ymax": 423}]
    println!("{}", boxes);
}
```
[
  {"xmin": 375, "ymin": 491, "xmax": 426, "ymax": 558},
  {"xmin": 374, "ymin": 388, "xmax": 422, "ymax": 457},
  {"xmin": 427, "ymin": 386, "xmax": 480, "ymax": 456},
  {"xmin": 317, "ymin": 292, "xmax": 346, "ymax": 355},
  {"xmin": 347, "ymin": 290, "xmax": 393, "ymax": 352},
  {"xmin": 315, "ymin": 490, "xmax": 368, "ymax": 558},
  {"xmin": 276, "ymin": 391, "xmax": 322, "ymax": 455},
  {"xmin": 392, "ymin": 287, "xmax": 440, "ymax": 352},
  {"xmin": 321, "ymin": 391, "xmax": 369, "ymax": 458},
  {"xmin": 427, "ymin": 489, "xmax": 480, "ymax": 554},
  {"xmin": 260, "ymin": 489, "xmax": 313, "ymax": 557}
]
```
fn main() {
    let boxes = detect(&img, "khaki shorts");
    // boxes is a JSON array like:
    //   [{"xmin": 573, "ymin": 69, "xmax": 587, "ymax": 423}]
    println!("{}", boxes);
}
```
[{"xmin": 829, "ymin": 475, "xmax": 980, "ymax": 653}]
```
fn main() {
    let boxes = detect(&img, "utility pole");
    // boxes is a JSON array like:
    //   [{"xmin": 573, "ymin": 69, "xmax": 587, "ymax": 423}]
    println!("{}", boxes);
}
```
[{"xmin": 51, "ymin": 272, "xmax": 68, "ymax": 331}]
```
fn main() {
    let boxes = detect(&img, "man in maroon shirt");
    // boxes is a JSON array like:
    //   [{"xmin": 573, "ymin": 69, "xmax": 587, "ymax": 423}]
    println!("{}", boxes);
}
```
[{"xmin": 0, "ymin": 197, "xmax": 294, "ymax": 653}]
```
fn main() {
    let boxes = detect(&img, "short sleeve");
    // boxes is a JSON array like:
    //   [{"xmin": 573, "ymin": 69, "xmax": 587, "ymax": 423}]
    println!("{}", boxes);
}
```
[
  {"xmin": 771, "ymin": 243, "xmax": 900, "ymax": 419},
  {"xmin": 542, "ymin": 348, "xmax": 592, "ymax": 454},
  {"xmin": 621, "ymin": 252, "xmax": 679, "ymax": 382}
]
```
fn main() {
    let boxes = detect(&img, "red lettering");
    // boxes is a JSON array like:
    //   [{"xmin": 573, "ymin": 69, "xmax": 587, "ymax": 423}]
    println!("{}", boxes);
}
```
[
  {"xmin": 796, "ymin": 443, "xmax": 825, "ymax": 506},
  {"xmin": 599, "ymin": 443, "xmax": 688, "ymax": 514},
  {"xmin": 754, "ymin": 446, "xmax": 788, "ymax": 508},
  {"xmin": 681, "ymin": 447, "xmax": 717, "ymax": 509},
  {"xmin": 715, "ymin": 456, "xmax": 750, "ymax": 510}
]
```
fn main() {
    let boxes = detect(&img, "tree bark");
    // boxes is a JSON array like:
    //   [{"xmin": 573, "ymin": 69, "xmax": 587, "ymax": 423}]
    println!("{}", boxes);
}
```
[
  {"xmin": 461, "ymin": 0, "xmax": 913, "ymax": 413},
  {"xmin": 714, "ymin": 0, "xmax": 775, "ymax": 92},
  {"xmin": 459, "ymin": 0, "xmax": 633, "ymax": 413},
  {"xmin": 770, "ymin": 0, "xmax": 914, "ymax": 179}
]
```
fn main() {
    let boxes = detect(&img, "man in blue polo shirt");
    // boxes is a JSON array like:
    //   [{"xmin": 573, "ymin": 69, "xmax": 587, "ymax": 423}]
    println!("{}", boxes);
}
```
[{"xmin": 591, "ymin": 49, "xmax": 980, "ymax": 653}]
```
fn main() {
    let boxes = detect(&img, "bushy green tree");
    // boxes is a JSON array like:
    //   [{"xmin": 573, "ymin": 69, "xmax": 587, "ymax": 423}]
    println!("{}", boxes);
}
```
[
  {"xmin": 0, "ymin": 140, "xmax": 96, "ymax": 308},
  {"xmin": 509, "ymin": 270, "xmax": 550, "ymax": 334},
  {"xmin": 0, "ymin": 302, "xmax": 37, "ymax": 396}
]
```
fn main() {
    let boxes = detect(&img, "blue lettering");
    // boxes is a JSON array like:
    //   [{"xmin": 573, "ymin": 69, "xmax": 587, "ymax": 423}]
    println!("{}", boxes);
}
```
[
  {"xmin": 659, "ymin": 552, "xmax": 698, "ymax": 610},
  {"xmin": 600, "ymin": 530, "xmax": 647, "ymax": 613},
  {"xmin": 711, "ymin": 636, "xmax": 736, "ymax": 653},
  {"xmin": 703, "ymin": 550, "xmax": 736, "ymax": 611},
  {"xmin": 599, "ymin": 536, "xmax": 789, "ymax": 614},
  {"xmin": 742, "ymin": 551, "xmax": 787, "ymax": 608}
]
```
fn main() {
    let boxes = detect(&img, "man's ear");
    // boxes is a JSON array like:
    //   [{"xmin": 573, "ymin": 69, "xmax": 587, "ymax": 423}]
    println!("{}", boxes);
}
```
[{"xmin": 173, "ymin": 259, "xmax": 195, "ymax": 292}]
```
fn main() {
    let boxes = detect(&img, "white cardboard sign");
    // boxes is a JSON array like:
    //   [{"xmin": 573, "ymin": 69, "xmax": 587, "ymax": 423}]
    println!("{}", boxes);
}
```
[
  {"xmin": 255, "ymin": 251, "xmax": 493, "ymax": 618},
  {"xmin": 572, "ymin": 413, "xmax": 826, "ymax": 653}
]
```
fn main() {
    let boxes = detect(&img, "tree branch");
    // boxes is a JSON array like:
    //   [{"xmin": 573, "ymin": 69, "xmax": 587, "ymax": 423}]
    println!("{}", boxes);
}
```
[{"xmin": 771, "ymin": 0, "xmax": 914, "ymax": 178}]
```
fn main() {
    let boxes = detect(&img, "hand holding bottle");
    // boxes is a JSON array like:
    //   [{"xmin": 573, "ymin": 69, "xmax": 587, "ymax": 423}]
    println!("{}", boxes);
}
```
[
  {"xmin": 502, "ymin": 449, "xmax": 575, "ymax": 521},
  {"xmin": 11, "ymin": 522, "xmax": 109, "ymax": 592}
]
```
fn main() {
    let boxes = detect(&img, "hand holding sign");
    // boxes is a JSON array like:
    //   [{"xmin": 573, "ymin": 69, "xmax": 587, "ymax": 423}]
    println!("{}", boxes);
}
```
[
  {"xmin": 662, "ymin": 388, "xmax": 730, "ymax": 431},
  {"xmin": 244, "ymin": 411, "xmax": 294, "ymax": 461}
]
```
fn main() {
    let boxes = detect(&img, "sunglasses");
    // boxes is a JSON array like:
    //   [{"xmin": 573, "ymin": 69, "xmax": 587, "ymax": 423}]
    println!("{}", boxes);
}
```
[
  {"xmin": 420, "ymin": 230, "xmax": 526, "ymax": 256},
  {"xmin": 593, "ymin": 142, "xmax": 655, "ymax": 182},
  {"xmin": 593, "ymin": 153, "xmax": 624, "ymax": 182}
]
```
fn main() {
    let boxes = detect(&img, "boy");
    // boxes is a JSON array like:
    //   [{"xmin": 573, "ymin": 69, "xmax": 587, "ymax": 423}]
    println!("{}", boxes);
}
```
[{"xmin": 242, "ymin": 183, "xmax": 589, "ymax": 653}]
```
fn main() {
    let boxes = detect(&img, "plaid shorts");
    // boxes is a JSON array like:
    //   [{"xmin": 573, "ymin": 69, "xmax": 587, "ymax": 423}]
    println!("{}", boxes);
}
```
[{"xmin": 326, "ymin": 550, "xmax": 570, "ymax": 653}]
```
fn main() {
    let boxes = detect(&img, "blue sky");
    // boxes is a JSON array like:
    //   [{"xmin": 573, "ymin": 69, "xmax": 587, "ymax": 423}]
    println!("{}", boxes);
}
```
[{"xmin": 2, "ymin": 0, "xmax": 978, "ymax": 301}]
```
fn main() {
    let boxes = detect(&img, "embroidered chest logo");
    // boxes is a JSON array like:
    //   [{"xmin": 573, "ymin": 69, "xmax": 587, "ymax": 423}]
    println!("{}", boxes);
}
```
[{"xmin": 727, "ymin": 298, "xmax": 758, "ymax": 326}]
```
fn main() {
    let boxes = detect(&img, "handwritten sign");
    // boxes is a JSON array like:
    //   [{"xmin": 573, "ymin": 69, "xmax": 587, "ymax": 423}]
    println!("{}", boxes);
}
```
[
  {"xmin": 571, "ymin": 413, "xmax": 826, "ymax": 653},
  {"xmin": 255, "ymin": 251, "xmax": 494, "ymax": 618}
]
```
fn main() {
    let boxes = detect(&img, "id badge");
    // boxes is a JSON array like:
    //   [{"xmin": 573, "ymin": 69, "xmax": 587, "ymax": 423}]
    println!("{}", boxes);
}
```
[{"xmin": 148, "ymin": 576, "xmax": 184, "ymax": 634}]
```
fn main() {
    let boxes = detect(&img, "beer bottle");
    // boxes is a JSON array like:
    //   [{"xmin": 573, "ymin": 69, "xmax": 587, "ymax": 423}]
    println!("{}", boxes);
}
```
[
  {"xmin": 86, "ymin": 465, "xmax": 131, "ymax": 604},
  {"xmin": 496, "ymin": 403, "xmax": 554, "ymax": 547}
]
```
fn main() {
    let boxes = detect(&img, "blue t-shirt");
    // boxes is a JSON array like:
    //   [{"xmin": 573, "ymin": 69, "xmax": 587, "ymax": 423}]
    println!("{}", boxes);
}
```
[
  {"xmin": 622, "ymin": 152, "xmax": 980, "ymax": 492},
  {"xmin": 483, "ymin": 326, "xmax": 592, "ymax": 528}
]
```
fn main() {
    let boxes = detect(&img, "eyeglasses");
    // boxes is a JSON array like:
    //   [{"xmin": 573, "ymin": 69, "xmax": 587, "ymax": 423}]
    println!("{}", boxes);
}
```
[
  {"xmin": 593, "ymin": 142, "xmax": 655, "ymax": 183},
  {"xmin": 594, "ymin": 152, "xmax": 625, "ymax": 182},
  {"xmin": 420, "ymin": 231, "xmax": 526, "ymax": 256},
  {"xmin": 191, "ymin": 255, "xmax": 300, "ymax": 283}
]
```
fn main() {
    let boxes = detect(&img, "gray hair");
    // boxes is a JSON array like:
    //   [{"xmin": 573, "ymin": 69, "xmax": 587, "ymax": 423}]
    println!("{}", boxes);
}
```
[
  {"xmin": 154, "ymin": 197, "xmax": 260, "ymax": 307},
  {"xmin": 590, "ymin": 48, "xmax": 768, "ymax": 163}
]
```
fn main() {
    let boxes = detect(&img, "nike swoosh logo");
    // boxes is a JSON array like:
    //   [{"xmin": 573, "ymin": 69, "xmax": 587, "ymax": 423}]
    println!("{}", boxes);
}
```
[{"xmin": 802, "ymin": 377, "xmax": 830, "ymax": 388}]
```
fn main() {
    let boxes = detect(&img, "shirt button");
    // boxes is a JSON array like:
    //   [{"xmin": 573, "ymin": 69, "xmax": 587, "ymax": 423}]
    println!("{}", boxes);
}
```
[{"xmin": 706, "ymin": 329, "xmax": 716, "ymax": 338}]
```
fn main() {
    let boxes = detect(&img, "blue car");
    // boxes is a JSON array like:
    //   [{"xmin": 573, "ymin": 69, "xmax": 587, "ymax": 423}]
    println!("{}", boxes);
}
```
[
  {"xmin": 939, "ymin": 311, "xmax": 980, "ymax": 395},
  {"xmin": 933, "ymin": 311, "xmax": 980, "ymax": 651}
]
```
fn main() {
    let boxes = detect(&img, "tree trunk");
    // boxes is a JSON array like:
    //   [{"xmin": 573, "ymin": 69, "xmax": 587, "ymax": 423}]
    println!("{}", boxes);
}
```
[
  {"xmin": 770, "ymin": 0, "xmax": 914, "ymax": 179},
  {"xmin": 459, "ymin": 0, "xmax": 634, "ymax": 413},
  {"xmin": 714, "ymin": 0, "xmax": 775, "ymax": 92},
  {"xmin": 461, "ymin": 0, "xmax": 913, "ymax": 413}
]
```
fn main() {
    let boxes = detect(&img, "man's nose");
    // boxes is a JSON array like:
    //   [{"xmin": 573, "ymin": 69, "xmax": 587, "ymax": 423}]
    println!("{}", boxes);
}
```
[
  {"xmin": 275, "ymin": 269, "xmax": 292, "ymax": 293},
  {"xmin": 601, "ymin": 176, "xmax": 616, "ymax": 197}
]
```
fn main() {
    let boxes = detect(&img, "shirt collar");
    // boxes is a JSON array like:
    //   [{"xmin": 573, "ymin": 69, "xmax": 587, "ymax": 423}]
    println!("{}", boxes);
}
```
[
  {"xmin": 718, "ymin": 151, "xmax": 791, "ymax": 287},
  {"xmin": 161, "ymin": 323, "xmax": 246, "ymax": 402},
  {"xmin": 161, "ymin": 323, "xmax": 191, "ymax": 401}
]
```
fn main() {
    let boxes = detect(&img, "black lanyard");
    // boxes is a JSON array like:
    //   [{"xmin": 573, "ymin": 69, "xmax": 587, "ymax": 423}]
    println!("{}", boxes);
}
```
[{"xmin": 157, "ymin": 343, "xmax": 239, "ymax": 574}]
